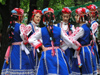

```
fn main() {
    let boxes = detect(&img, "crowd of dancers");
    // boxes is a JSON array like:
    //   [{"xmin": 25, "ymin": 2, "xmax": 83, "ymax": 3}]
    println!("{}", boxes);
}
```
[{"xmin": 1, "ymin": 4, "xmax": 100, "ymax": 75}]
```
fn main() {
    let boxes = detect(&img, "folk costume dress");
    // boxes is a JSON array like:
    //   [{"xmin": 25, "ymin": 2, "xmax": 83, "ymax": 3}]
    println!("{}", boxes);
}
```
[
  {"xmin": 1, "ymin": 22, "xmax": 35, "ymax": 75},
  {"xmin": 86, "ymin": 4, "xmax": 100, "ymax": 71},
  {"xmin": 28, "ymin": 25, "xmax": 81, "ymax": 75},
  {"xmin": 71, "ymin": 23, "xmax": 97, "ymax": 75},
  {"xmin": 91, "ymin": 20, "xmax": 100, "ymax": 69},
  {"xmin": 55, "ymin": 21, "xmax": 75, "ymax": 67},
  {"xmin": 27, "ymin": 21, "xmax": 40, "ymax": 69}
]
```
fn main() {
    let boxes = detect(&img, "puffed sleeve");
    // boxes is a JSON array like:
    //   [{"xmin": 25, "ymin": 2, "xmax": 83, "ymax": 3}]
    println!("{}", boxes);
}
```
[
  {"xmin": 91, "ymin": 21, "xmax": 98, "ymax": 34},
  {"xmin": 70, "ymin": 27, "xmax": 84, "ymax": 40},
  {"xmin": 20, "ymin": 24, "xmax": 32, "ymax": 45},
  {"xmin": 25, "ymin": 24, "xmax": 33, "ymax": 36},
  {"xmin": 28, "ymin": 28, "xmax": 42, "ymax": 49},
  {"xmin": 61, "ymin": 29, "xmax": 81, "ymax": 50}
]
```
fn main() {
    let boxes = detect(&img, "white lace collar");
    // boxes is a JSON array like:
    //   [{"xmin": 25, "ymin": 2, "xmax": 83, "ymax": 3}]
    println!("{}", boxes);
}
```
[
  {"xmin": 31, "ymin": 21, "xmax": 39, "ymax": 26},
  {"xmin": 61, "ymin": 21, "xmax": 68, "ymax": 25}
]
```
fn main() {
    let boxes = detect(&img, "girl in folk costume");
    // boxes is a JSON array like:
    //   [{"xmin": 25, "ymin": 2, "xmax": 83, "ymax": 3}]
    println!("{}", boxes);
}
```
[
  {"xmin": 55, "ymin": 7, "xmax": 75, "ymax": 33},
  {"xmin": 1, "ymin": 8, "xmax": 34, "ymax": 75},
  {"xmin": 28, "ymin": 7, "xmax": 81, "ymax": 75},
  {"xmin": 25, "ymin": 9, "xmax": 42, "ymax": 73},
  {"xmin": 86, "ymin": 4, "xmax": 100, "ymax": 70},
  {"xmin": 71, "ymin": 7, "xmax": 97, "ymax": 75},
  {"xmin": 28, "ymin": 9, "xmax": 42, "ymax": 31},
  {"xmin": 55, "ymin": 7, "xmax": 76, "ymax": 68}
]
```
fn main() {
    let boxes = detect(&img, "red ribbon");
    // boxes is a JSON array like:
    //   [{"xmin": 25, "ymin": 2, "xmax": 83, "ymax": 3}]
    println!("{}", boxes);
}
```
[{"xmin": 51, "ymin": 41, "xmax": 55, "ymax": 56}]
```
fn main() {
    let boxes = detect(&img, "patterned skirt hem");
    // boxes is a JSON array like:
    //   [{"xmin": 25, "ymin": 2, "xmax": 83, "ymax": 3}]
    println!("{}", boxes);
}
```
[
  {"xmin": 1, "ymin": 69, "xmax": 35, "ymax": 75},
  {"xmin": 72, "ymin": 72, "xmax": 95, "ymax": 75}
]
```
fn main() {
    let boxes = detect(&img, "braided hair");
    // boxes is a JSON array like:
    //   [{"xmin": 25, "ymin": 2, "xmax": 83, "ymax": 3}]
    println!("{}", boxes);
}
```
[
  {"xmin": 68, "ymin": 19, "xmax": 72, "ymax": 35},
  {"xmin": 43, "ymin": 12, "xmax": 55, "ymax": 56},
  {"xmin": 7, "ymin": 15, "xmax": 19, "ymax": 45},
  {"xmin": 7, "ymin": 8, "xmax": 24, "ymax": 46},
  {"xmin": 84, "ymin": 13, "xmax": 94, "ymax": 46},
  {"xmin": 95, "ymin": 11, "xmax": 98, "ymax": 22},
  {"xmin": 44, "ymin": 12, "xmax": 55, "ymax": 42}
]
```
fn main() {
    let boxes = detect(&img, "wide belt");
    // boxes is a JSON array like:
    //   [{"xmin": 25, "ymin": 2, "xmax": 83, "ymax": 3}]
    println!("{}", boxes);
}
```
[{"xmin": 12, "ymin": 42, "xmax": 30, "ymax": 55}]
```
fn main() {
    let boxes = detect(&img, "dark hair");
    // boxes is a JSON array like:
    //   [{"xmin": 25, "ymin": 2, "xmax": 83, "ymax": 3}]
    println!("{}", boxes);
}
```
[
  {"xmin": 7, "ymin": 15, "xmax": 18, "ymax": 45},
  {"xmin": 44, "ymin": 12, "xmax": 55, "ymax": 42},
  {"xmin": 95, "ymin": 11, "xmax": 98, "ymax": 22},
  {"xmin": 68, "ymin": 19, "xmax": 72, "ymax": 35},
  {"xmin": 45, "ymin": 12, "xmax": 56, "ymax": 56},
  {"xmin": 44, "ymin": 12, "xmax": 55, "ymax": 24},
  {"xmin": 84, "ymin": 14, "xmax": 94, "ymax": 45},
  {"xmin": 39, "ymin": 15, "xmax": 45, "ymax": 27}
]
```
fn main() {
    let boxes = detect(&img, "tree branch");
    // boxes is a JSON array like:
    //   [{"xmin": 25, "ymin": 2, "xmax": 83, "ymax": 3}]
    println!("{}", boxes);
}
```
[{"xmin": 27, "ymin": 0, "xmax": 37, "ymax": 24}]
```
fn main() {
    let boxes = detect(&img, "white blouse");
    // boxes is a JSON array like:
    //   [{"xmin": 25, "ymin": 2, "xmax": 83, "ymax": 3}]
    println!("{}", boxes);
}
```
[
  {"xmin": 55, "ymin": 21, "xmax": 75, "ymax": 32},
  {"xmin": 28, "ymin": 28, "xmax": 81, "ymax": 50},
  {"xmin": 91, "ymin": 20, "xmax": 99, "ymax": 34},
  {"xmin": 70, "ymin": 27, "xmax": 84, "ymax": 40},
  {"xmin": 55, "ymin": 21, "xmax": 76, "ymax": 50},
  {"xmin": 27, "ymin": 21, "xmax": 39, "ymax": 32}
]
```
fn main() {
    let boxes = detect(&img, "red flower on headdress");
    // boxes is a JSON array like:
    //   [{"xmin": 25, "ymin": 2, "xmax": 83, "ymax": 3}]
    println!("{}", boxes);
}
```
[
  {"xmin": 45, "ymin": 8, "xmax": 54, "ymax": 14},
  {"xmin": 62, "ymin": 7, "xmax": 72, "ymax": 14},
  {"xmin": 49, "ymin": 8, "xmax": 54, "ymax": 13},
  {"xmin": 86, "ymin": 6, "xmax": 91, "ymax": 9},
  {"xmin": 75, "ymin": 8, "xmax": 82, "ymax": 15},
  {"xmin": 86, "ymin": 4, "xmax": 96, "ymax": 11},
  {"xmin": 76, "ymin": 7, "xmax": 88, "ymax": 15},
  {"xmin": 91, "ymin": 5, "xmax": 96, "ymax": 10},
  {"xmin": 32, "ymin": 9, "xmax": 42, "ymax": 15},
  {"xmin": 82, "ymin": 7, "xmax": 88, "ymax": 14},
  {"xmin": 14, "ymin": 8, "xmax": 24, "ymax": 15},
  {"xmin": 82, "ymin": 8, "xmax": 85, "ymax": 13}
]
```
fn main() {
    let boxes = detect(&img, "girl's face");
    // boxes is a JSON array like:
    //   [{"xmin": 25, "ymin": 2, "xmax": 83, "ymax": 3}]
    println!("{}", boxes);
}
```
[
  {"xmin": 62, "ymin": 14, "xmax": 70, "ymax": 23},
  {"xmin": 33, "ymin": 13, "xmax": 41, "ymax": 24}
]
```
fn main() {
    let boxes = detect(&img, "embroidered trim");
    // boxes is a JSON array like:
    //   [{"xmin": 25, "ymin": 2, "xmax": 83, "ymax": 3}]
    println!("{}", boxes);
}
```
[
  {"xmin": 56, "ymin": 49, "xmax": 59, "ymax": 74},
  {"xmin": 1, "ymin": 69, "xmax": 34, "ymax": 75},
  {"xmin": 46, "ymin": 47, "xmax": 59, "ymax": 50},
  {"xmin": 12, "ymin": 42, "xmax": 22, "ymax": 45},
  {"xmin": 36, "ymin": 55, "xmax": 41, "ymax": 75},
  {"xmin": 87, "ymin": 46, "xmax": 93, "ymax": 73},
  {"xmin": 82, "ymin": 47, "xmax": 85, "ymax": 62},
  {"xmin": 71, "ymin": 27, "xmax": 81, "ymax": 37},
  {"xmin": 29, "ymin": 29, "xmax": 39, "ymax": 40},
  {"xmin": 35, "ymin": 42, "xmax": 42, "ymax": 49},
  {"xmin": 47, "ymin": 73, "xmax": 59, "ymax": 75},
  {"xmin": 72, "ymin": 72, "xmax": 93, "ymax": 75},
  {"xmin": 93, "ymin": 70, "xmax": 97, "ymax": 74},
  {"xmin": 91, "ymin": 22, "xmax": 98, "ymax": 33},
  {"xmin": 44, "ymin": 51, "xmax": 48, "ymax": 73},
  {"xmin": 10, "ymin": 46, "xmax": 12, "ymax": 69},
  {"xmin": 20, "ymin": 45, "xmax": 22, "ymax": 69},
  {"xmin": 60, "ymin": 49, "xmax": 69, "ymax": 73}
]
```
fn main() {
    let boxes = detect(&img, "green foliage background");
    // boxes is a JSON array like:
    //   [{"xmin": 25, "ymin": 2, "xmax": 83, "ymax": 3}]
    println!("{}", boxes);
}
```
[{"xmin": 0, "ymin": 0, "xmax": 100, "ymax": 35}]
